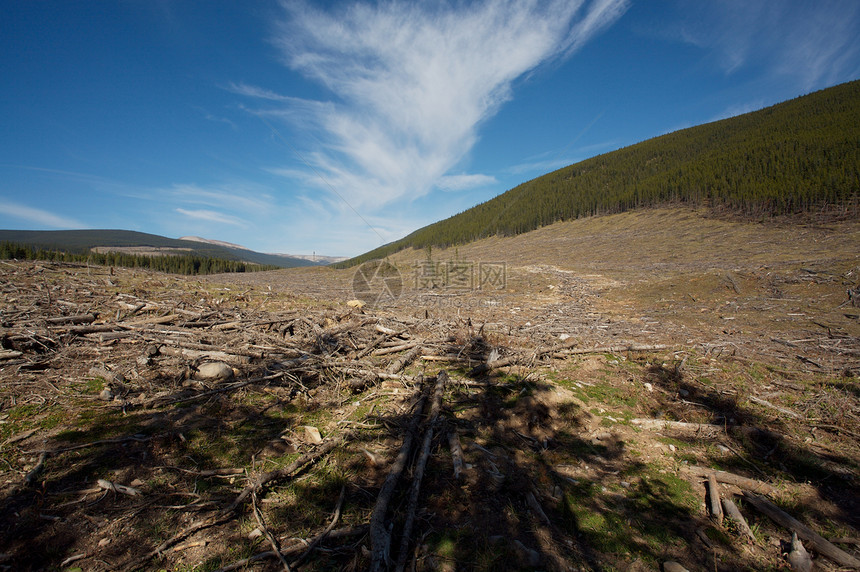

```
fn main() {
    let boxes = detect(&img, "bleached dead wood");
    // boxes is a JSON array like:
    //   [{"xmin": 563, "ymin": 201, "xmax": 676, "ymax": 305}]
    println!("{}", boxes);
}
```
[
  {"xmin": 158, "ymin": 346, "xmax": 251, "ymax": 365},
  {"xmin": 748, "ymin": 396, "xmax": 801, "ymax": 419},
  {"xmin": 122, "ymin": 313, "xmax": 181, "ymax": 326},
  {"xmin": 562, "ymin": 343, "xmax": 669, "ymax": 355},
  {"xmin": 743, "ymin": 491, "xmax": 860, "ymax": 568},
  {"xmin": 722, "ymin": 497, "xmax": 755, "ymax": 541},
  {"xmin": 688, "ymin": 466, "xmax": 775, "ymax": 496},
  {"xmin": 373, "ymin": 341, "xmax": 420, "ymax": 356},
  {"xmin": 97, "ymin": 479, "xmax": 141, "ymax": 496},
  {"xmin": 631, "ymin": 418, "xmax": 724, "ymax": 435},
  {"xmin": 707, "ymin": 473, "xmax": 723, "ymax": 524}
]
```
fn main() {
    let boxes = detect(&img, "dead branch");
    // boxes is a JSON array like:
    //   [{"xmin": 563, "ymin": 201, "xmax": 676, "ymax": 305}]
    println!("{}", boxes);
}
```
[
  {"xmin": 212, "ymin": 525, "xmax": 369, "ymax": 572},
  {"xmin": 742, "ymin": 491, "xmax": 860, "ymax": 568},
  {"xmin": 395, "ymin": 370, "xmax": 448, "ymax": 572},
  {"xmin": 143, "ymin": 372, "xmax": 286, "ymax": 408},
  {"xmin": 24, "ymin": 451, "xmax": 47, "ymax": 486},
  {"xmin": 748, "ymin": 395, "xmax": 801, "ymax": 419},
  {"xmin": 631, "ymin": 418, "xmax": 724, "ymax": 435},
  {"xmin": 448, "ymin": 430, "xmax": 464, "ymax": 480},
  {"xmin": 370, "ymin": 385, "xmax": 428, "ymax": 572},
  {"xmin": 290, "ymin": 485, "xmax": 346, "ymax": 569},
  {"xmin": 25, "ymin": 434, "xmax": 151, "ymax": 456},
  {"xmin": 97, "ymin": 478, "xmax": 142, "ymax": 496},
  {"xmin": 228, "ymin": 430, "xmax": 354, "ymax": 512},
  {"xmin": 252, "ymin": 491, "xmax": 291, "ymax": 572}
]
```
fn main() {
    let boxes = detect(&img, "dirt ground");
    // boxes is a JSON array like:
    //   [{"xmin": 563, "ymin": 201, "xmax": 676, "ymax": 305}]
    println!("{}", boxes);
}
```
[{"xmin": 1, "ymin": 208, "xmax": 858, "ymax": 571}]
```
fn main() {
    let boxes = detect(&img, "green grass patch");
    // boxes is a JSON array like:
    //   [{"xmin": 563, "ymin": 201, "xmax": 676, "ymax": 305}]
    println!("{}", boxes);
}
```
[{"xmin": 559, "ymin": 463, "xmax": 698, "ymax": 564}]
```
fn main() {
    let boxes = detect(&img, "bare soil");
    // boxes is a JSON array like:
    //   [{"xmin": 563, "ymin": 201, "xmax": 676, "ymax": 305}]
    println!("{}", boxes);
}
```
[{"xmin": 1, "ymin": 208, "xmax": 858, "ymax": 571}]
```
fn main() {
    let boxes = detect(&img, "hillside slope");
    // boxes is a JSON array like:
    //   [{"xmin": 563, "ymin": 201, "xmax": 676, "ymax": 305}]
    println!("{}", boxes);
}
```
[
  {"xmin": 0, "ymin": 229, "xmax": 319, "ymax": 268},
  {"xmin": 343, "ymin": 79, "xmax": 860, "ymax": 267}
]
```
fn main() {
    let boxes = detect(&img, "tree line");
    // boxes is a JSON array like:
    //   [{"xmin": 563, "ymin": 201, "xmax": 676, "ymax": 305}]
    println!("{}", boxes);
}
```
[{"xmin": 0, "ymin": 242, "xmax": 279, "ymax": 275}]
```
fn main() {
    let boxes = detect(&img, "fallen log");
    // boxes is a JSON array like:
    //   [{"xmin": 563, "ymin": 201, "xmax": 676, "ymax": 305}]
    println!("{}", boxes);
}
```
[
  {"xmin": 395, "ymin": 370, "xmax": 448, "ymax": 572},
  {"xmin": 387, "ymin": 345, "xmax": 423, "ymax": 374},
  {"xmin": 374, "ymin": 341, "xmax": 420, "ymax": 356},
  {"xmin": 45, "ymin": 313, "xmax": 96, "ymax": 325},
  {"xmin": 707, "ymin": 473, "xmax": 723, "ymax": 524},
  {"xmin": 687, "ymin": 466, "xmax": 775, "ymax": 496},
  {"xmin": 742, "ymin": 491, "xmax": 860, "ymax": 568},
  {"xmin": 563, "ymin": 343, "xmax": 669, "ymax": 355},
  {"xmin": 370, "ymin": 385, "xmax": 428, "ymax": 572},
  {"xmin": 631, "ymin": 419, "xmax": 724, "ymax": 435}
]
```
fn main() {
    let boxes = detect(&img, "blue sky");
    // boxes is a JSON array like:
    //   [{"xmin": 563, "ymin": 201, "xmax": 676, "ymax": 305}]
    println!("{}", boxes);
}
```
[{"xmin": 2, "ymin": 1, "xmax": 859, "ymax": 257}]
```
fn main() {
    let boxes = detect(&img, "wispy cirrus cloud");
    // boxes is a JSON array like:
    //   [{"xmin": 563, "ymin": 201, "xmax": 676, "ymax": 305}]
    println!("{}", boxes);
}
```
[
  {"xmin": 175, "ymin": 208, "xmax": 247, "ymax": 227},
  {"xmin": 0, "ymin": 200, "xmax": 88, "ymax": 229},
  {"xmin": 237, "ymin": 0, "xmax": 628, "ymax": 210},
  {"xmin": 167, "ymin": 183, "xmax": 274, "ymax": 213},
  {"xmin": 676, "ymin": 1, "xmax": 860, "ymax": 89},
  {"xmin": 436, "ymin": 174, "xmax": 497, "ymax": 192}
]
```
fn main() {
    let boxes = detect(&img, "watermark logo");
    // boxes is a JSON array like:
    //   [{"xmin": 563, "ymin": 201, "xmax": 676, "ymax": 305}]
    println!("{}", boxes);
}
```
[
  {"xmin": 352, "ymin": 260, "xmax": 403, "ymax": 306},
  {"xmin": 414, "ymin": 261, "xmax": 506, "ymax": 291}
]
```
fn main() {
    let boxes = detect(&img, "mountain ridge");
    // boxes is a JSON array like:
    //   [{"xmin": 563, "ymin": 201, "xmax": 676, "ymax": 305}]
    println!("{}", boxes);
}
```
[{"xmin": 0, "ymin": 229, "xmax": 323, "ymax": 269}]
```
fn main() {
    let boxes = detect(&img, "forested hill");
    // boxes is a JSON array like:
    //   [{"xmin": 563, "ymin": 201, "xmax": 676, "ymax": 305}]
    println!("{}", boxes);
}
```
[
  {"xmin": 340, "ymin": 79, "xmax": 860, "ymax": 267},
  {"xmin": 0, "ymin": 229, "xmax": 318, "ymax": 269}
]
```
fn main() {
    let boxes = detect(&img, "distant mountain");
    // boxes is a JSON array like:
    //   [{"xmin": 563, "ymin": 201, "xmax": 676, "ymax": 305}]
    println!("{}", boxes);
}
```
[
  {"xmin": 282, "ymin": 253, "xmax": 348, "ymax": 264},
  {"xmin": 179, "ymin": 235, "xmax": 346, "ymax": 265},
  {"xmin": 179, "ymin": 236, "xmax": 251, "ymax": 251},
  {"xmin": 0, "ymin": 229, "xmax": 322, "ymax": 269},
  {"xmin": 339, "ymin": 79, "xmax": 860, "ymax": 268}
]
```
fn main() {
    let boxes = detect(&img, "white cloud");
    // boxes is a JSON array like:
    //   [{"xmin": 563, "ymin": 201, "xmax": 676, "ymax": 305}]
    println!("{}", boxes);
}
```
[
  {"xmin": 168, "ymin": 183, "xmax": 274, "ymax": 213},
  {"xmin": 175, "ymin": 208, "xmax": 248, "ymax": 227},
  {"xmin": 0, "ymin": 200, "xmax": 88, "ymax": 229},
  {"xmin": 228, "ymin": 82, "xmax": 294, "ymax": 102},
  {"xmin": 249, "ymin": 0, "xmax": 628, "ymax": 210},
  {"xmin": 436, "ymin": 174, "xmax": 497, "ymax": 192},
  {"xmin": 676, "ymin": 1, "xmax": 860, "ymax": 89}
]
